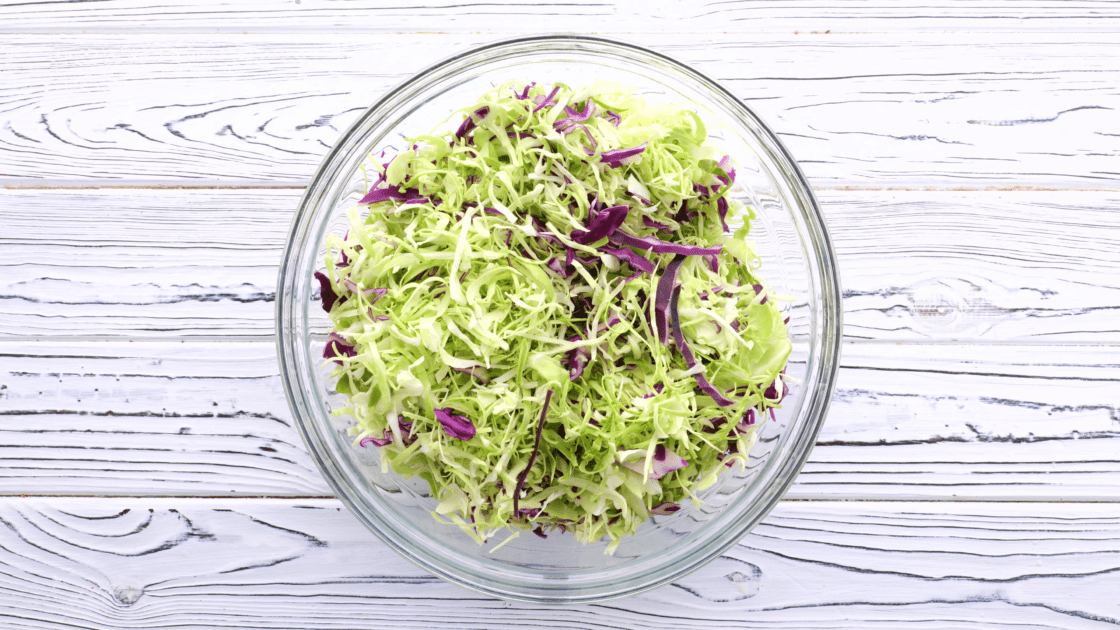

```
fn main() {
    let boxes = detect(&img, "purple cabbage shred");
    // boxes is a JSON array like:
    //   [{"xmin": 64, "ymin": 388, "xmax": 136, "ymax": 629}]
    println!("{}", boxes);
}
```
[
  {"xmin": 314, "ymin": 271, "xmax": 339, "ymax": 312},
  {"xmin": 650, "ymin": 501, "xmax": 681, "ymax": 516},
  {"xmin": 717, "ymin": 197, "xmax": 730, "ymax": 233},
  {"xmin": 515, "ymin": 83, "xmax": 536, "ymax": 100},
  {"xmin": 572, "ymin": 204, "xmax": 629, "ymax": 245},
  {"xmin": 554, "ymin": 100, "xmax": 597, "ymax": 133},
  {"xmin": 706, "ymin": 254, "xmax": 719, "ymax": 273},
  {"xmin": 455, "ymin": 106, "xmax": 490, "ymax": 140},
  {"xmin": 323, "ymin": 332, "xmax": 356, "ymax": 364},
  {"xmin": 564, "ymin": 345, "xmax": 591, "ymax": 381},
  {"xmin": 624, "ymin": 444, "xmax": 688, "ymax": 480},
  {"xmin": 452, "ymin": 365, "xmax": 490, "ymax": 383},
  {"xmin": 600, "ymin": 142, "xmax": 648, "ymax": 168},
  {"xmin": 733, "ymin": 408, "xmax": 759, "ymax": 435},
  {"xmin": 513, "ymin": 390, "xmax": 554, "ymax": 517},
  {"xmin": 359, "ymin": 430, "xmax": 394, "ymax": 448},
  {"xmin": 654, "ymin": 255, "xmax": 687, "ymax": 344},
  {"xmin": 434, "ymin": 408, "xmax": 476, "ymax": 441},
  {"xmin": 611, "ymin": 231, "xmax": 722, "ymax": 257},
  {"xmin": 599, "ymin": 246, "xmax": 654, "ymax": 275},
  {"xmin": 752, "ymin": 283, "xmax": 769, "ymax": 305},
  {"xmin": 532, "ymin": 86, "xmax": 562, "ymax": 113},
  {"xmin": 669, "ymin": 285, "xmax": 737, "ymax": 407},
  {"xmin": 342, "ymin": 278, "xmax": 387, "ymax": 302},
  {"xmin": 359, "ymin": 186, "xmax": 429, "ymax": 206}
]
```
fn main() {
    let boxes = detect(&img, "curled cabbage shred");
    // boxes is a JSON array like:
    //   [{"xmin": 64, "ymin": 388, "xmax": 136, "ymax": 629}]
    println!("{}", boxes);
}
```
[{"xmin": 319, "ymin": 82, "xmax": 792, "ymax": 553}]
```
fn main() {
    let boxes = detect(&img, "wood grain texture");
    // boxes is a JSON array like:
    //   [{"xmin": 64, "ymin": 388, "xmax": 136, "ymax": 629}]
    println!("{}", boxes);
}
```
[
  {"xmin": 2, "ymin": 7, "xmax": 1118, "ymax": 622},
  {"xmin": 0, "ymin": 341, "xmax": 331, "ymax": 496},
  {"xmin": 802, "ymin": 342, "xmax": 1120, "ymax": 500},
  {"xmin": 3, "ymin": 0, "xmax": 1120, "ymax": 32},
  {"xmin": 3, "ymin": 33, "xmax": 1120, "ymax": 186},
  {"xmin": 4, "ymin": 188, "xmax": 1118, "ymax": 342},
  {"xmin": 0, "ymin": 497, "xmax": 1117, "ymax": 628},
  {"xmin": 3, "ymin": 340, "xmax": 1116, "ymax": 499}
]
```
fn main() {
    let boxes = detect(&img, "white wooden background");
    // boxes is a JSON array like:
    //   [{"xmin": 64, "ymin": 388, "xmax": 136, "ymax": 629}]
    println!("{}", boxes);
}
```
[{"xmin": 2, "ymin": 2, "xmax": 1120, "ymax": 627}]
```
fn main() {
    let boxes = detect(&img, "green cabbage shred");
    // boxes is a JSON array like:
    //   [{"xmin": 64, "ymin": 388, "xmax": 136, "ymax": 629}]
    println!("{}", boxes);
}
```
[{"xmin": 320, "ymin": 82, "xmax": 792, "ymax": 553}]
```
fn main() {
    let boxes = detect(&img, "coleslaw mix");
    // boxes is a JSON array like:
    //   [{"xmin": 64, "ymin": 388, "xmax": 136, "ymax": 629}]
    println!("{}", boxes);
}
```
[{"xmin": 316, "ymin": 82, "xmax": 791, "ymax": 552}]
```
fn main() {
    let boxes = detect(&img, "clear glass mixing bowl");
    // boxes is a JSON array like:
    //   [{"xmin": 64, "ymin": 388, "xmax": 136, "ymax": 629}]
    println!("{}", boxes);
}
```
[{"xmin": 277, "ymin": 34, "xmax": 841, "ymax": 603}]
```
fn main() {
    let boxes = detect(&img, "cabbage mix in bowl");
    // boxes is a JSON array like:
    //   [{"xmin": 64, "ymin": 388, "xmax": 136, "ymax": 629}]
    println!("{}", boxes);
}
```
[{"xmin": 313, "ymin": 82, "xmax": 791, "ymax": 553}]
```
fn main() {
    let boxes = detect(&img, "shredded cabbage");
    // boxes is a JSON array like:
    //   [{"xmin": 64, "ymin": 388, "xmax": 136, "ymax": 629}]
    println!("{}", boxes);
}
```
[{"xmin": 318, "ymin": 82, "xmax": 792, "ymax": 553}]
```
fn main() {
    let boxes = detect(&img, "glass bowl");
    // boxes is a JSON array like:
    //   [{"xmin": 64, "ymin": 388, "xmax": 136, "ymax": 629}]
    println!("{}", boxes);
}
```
[{"xmin": 277, "ymin": 34, "xmax": 841, "ymax": 603}]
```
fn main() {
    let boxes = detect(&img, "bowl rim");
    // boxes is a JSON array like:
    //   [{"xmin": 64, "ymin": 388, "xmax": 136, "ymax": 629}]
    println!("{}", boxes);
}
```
[{"xmin": 277, "ymin": 32, "xmax": 843, "ymax": 603}]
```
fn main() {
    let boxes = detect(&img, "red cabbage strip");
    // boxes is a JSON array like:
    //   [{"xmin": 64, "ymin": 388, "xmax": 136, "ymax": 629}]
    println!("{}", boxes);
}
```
[
  {"xmin": 718, "ymin": 155, "xmax": 737, "ymax": 185},
  {"xmin": 654, "ymin": 255, "xmax": 686, "ymax": 344},
  {"xmin": 604, "ymin": 110, "xmax": 622, "ymax": 127},
  {"xmin": 611, "ymin": 231, "xmax": 722, "ymax": 257},
  {"xmin": 342, "ymin": 278, "xmax": 387, "ymax": 302},
  {"xmin": 371, "ymin": 168, "xmax": 387, "ymax": 190},
  {"xmin": 314, "ymin": 271, "xmax": 339, "ymax": 312},
  {"xmin": 435, "ymin": 408, "xmax": 476, "ymax": 441},
  {"xmin": 572, "ymin": 204, "xmax": 629, "ymax": 245},
  {"xmin": 733, "ymin": 408, "xmax": 759, "ymax": 435},
  {"xmin": 513, "ymin": 389, "xmax": 554, "ymax": 517},
  {"xmin": 752, "ymin": 283, "xmax": 769, "ymax": 305},
  {"xmin": 764, "ymin": 368, "xmax": 790, "ymax": 402},
  {"xmin": 532, "ymin": 86, "xmax": 561, "ymax": 113},
  {"xmin": 359, "ymin": 186, "xmax": 429, "ymax": 205},
  {"xmin": 359, "ymin": 430, "xmax": 394, "ymax": 448},
  {"xmin": 717, "ymin": 197, "xmax": 730, "ymax": 233},
  {"xmin": 706, "ymin": 254, "xmax": 719, "ymax": 273},
  {"xmin": 643, "ymin": 217, "xmax": 672, "ymax": 232},
  {"xmin": 554, "ymin": 100, "xmax": 597, "ymax": 132},
  {"xmin": 546, "ymin": 257, "xmax": 573, "ymax": 278},
  {"xmin": 622, "ymin": 444, "xmax": 688, "ymax": 480},
  {"xmin": 675, "ymin": 200, "xmax": 698, "ymax": 224},
  {"xmin": 396, "ymin": 417, "xmax": 418, "ymax": 447},
  {"xmin": 530, "ymin": 217, "xmax": 568, "ymax": 249},
  {"xmin": 565, "ymin": 344, "xmax": 591, "ymax": 380},
  {"xmin": 599, "ymin": 246, "xmax": 654, "ymax": 275},
  {"xmin": 562, "ymin": 316, "xmax": 622, "ymax": 381},
  {"xmin": 650, "ymin": 501, "xmax": 680, "ymax": 516},
  {"xmin": 324, "ymin": 332, "xmax": 356, "ymax": 364},
  {"xmin": 462, "ymin": 201, "xmax": 503, "ymax": 217},
  {"xmin": 600, "ymin": 142, "xmax": 647, "ymax": 168},
  {"xmin": 669, "ymin": 286, "xmax": 736, "ymax": 407},
  {"xmin": 515, "ymin": 82, "xmax": 536, "ymax": 100},
  {"xmin": 338, "ymin": 230, "xmax": 353, "ymax": 267},
  {"xmin": 452, "ymin": 365, "xmax": 490, "ymax": 383},
  {"xmin": 566, "ymin": 100, "xmax": 596, "ymax": 123},
  {"xmin": 455, "ymin": 106, "xmax": 489, "ymax": 140},
  {"xmin": 573, "ymin": 125, "xmax": 598, "ymax": 153},
  {"xmin": 628, "ymin": 191, "xmax": 652, "ymax": 206}
]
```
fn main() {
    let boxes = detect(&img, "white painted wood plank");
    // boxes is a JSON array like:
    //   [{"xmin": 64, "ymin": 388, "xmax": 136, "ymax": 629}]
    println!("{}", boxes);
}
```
[
  {"xmin": 2, "ymin": 340, "xmax": 1116, "ymax": 499},
  {"xmin": 4, "ymin": 188, "xmax": 1118, "ymax": 342},
  {"xmin": 3, "ymin": 0, "xmax": 1120, "ymax": 32},
  {"xmin": 0, "ymin": 497, "xmax": 1116, "ymax": 628},
  {"xmin": 799, "ymin": 342, "xmax": 1120, "ymax": 500},
  {"xmin": 0, "ymin": 341, "xmax": 332, "ymax": 496},
  {"xmin": 3, "ymin": 34, "xmax": 1119, "ymax": 186},
  {"xmin": 831, "ymin": 191, "xmax": 1120, "ymax": 342},
  {"xmin": 0, "ymin": 188, "xmax": 286, "ymax": 339}
]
